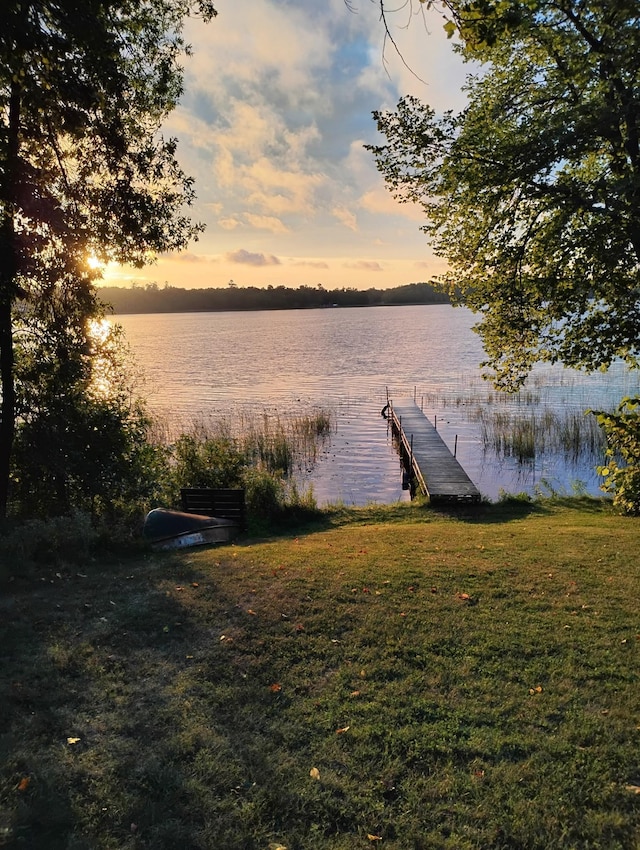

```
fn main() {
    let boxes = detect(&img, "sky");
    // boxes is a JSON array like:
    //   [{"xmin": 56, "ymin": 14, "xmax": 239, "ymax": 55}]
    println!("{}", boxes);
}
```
[{"xmin": 102, "ymin": 0, "xmax": 471, "ymax": 291}]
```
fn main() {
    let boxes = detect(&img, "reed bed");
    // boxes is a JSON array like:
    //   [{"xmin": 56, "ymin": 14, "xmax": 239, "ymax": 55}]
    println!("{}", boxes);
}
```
[
  {"xmin": 473, "ymin": 406, "xmax": 605, "ymax": 463},
  {"xmin": 240, "ymin": 409, "xmax": 334, "ymax": 475},
  {"xmin": 151, "ymin": 406, "xmax": 335, "ymax": 477}
]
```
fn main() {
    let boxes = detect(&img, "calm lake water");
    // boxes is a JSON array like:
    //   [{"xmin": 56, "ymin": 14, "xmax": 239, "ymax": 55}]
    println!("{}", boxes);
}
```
[{"xmin": 114, "ymin": 305, "xmax": 640, "ymax": 505}]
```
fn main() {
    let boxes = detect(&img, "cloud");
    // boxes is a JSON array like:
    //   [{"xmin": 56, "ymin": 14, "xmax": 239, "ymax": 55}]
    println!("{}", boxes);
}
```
[
  {"xmin": 218, "ymin": 217, "xmax": 242, "ymax": 231},
  {"xmin": 244, "ymin": 213, "xmax": 290, "ymax": 234},
  {"xmin": 344, "ymin": 260, "xmax": 384, "ymax": 272},
  {"xmin": 151, "ymin": 1, "xmax": 470, "ymax": 287},
  {"xmin": 293, "ymin": 260, "xmax": 330, "ymax": 269},
  {"xmin": 225, "ymin": 249, "xmax": 282, "ymax": 267},
  {"xmin": 159, "ymin": 251, "xmax": 208, "ymax": 263},
  {"xmin": 332, "ymin": 206, "xmax": 358, "ymax": 231}
]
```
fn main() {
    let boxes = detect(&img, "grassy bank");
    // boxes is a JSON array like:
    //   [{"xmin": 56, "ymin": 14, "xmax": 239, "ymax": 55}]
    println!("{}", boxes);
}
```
[{"xmin": 1, "ymin": 499, "xmax": 639, "ymax": 849}]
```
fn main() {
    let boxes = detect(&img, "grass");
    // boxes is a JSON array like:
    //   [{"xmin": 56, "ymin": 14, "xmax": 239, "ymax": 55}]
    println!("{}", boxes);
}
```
[
  {"xmin": 1, "ymin": 498, "xmax": 639, "ymax": 849},
  {"xmin": 474, "ymin": 407, "xmax": 605, "ymax": 463},
  {"xmin": 152, "ymin": 408, "xmax": 334, "ymax": 478}
]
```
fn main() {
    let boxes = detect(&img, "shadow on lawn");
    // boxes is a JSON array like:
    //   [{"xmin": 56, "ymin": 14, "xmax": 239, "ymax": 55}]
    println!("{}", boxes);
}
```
[
  {"xmin": 444, "ymin": 494, "xmax": 611, "ymax": 524},
  {"xmin": 0, "ymin": 550, "xmax": 220, "ymax": 850}
]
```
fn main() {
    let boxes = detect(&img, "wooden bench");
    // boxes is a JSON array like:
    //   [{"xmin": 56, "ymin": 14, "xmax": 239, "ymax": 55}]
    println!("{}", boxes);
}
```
[{"xmin": 180, "ymin": 488, "xmax": 246, "ymax": 528}]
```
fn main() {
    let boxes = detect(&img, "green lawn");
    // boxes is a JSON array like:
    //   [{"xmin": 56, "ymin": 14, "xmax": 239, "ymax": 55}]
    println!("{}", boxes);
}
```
[{"xmin": 1, "ymin": 499, "xmax": 639, "ymax": 849}]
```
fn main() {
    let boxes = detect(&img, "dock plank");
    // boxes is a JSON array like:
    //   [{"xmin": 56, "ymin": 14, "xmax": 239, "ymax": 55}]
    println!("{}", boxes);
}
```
[{"xmin": 390, "ymin": 400, "xmax": 480, "ymax": 504}]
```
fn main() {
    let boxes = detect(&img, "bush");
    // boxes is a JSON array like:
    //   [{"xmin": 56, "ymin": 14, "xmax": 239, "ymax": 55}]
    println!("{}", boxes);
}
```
[
  {"xmin": 0, "ymin": 512, "xmax": 100, "ymax": 573},
  {"xmin": 243, "ymin": 467, "xmax": 286, "ymax": 521},
  {"xmin": 591, "ymin": 397, "xmax": 640, "ymax": 514}
]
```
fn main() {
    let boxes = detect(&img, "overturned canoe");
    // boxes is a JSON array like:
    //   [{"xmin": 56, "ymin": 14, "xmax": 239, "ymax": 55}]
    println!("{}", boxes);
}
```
[{"xmin": 143, "ymin": 508, "xmax": 240, "ymax": 551}]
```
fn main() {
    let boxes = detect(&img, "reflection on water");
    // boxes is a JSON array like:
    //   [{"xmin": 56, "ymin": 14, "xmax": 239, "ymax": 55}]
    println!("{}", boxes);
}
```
[{"xmin": 113, "ymin": 305, "xmax": 640, "ymax": 505}]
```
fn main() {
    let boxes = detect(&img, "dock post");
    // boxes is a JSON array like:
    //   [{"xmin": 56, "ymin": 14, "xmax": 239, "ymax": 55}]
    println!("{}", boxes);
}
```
[
  {"xmin": 454, "ymin": 435, "xmax": 458, "ymax": 457},
  {"xmin": 410, "ymin": 434, "xmax": 414, "ymax": 477}
]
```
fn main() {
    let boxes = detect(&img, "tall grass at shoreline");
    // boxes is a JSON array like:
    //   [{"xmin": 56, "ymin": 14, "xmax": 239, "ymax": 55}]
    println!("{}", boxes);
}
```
[
  {"xmin": 246, "ymin": 409, "xmax": 334, "ymax": 475},
  {"xmin": 165, "ymin": 407, "xmax": 335, "ymax": 477},
  {"xmin": 473, "ymin": 406, "xmax": 605, "ymax": 463}
]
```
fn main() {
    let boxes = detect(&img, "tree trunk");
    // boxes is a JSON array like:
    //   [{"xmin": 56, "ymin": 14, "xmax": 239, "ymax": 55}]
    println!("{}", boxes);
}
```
[
  {"xmin": 0, "ymin": 80, "xmax": 22, "ymax": 518},
  {"xmin": 0, "ymin": 299, "xmax": 15, "ymax": 517}
]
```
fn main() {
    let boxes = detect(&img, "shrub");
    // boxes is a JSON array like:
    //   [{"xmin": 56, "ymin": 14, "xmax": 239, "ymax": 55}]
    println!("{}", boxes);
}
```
[
  {"xmin": 243, "ymin": 467, "xmax": 286, "ymax": 521},
  {"xmin": 591, "ymin": 397, "xmax": 640, "ymax": 514},
  {"xmin": 0, "ymin": 511, "xmax": 99, "ymax": 573}
]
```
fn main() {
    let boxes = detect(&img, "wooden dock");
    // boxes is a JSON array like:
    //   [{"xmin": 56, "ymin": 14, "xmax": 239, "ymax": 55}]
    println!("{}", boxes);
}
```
[{"xmin": 388, "ymin": 400, "xmax": 481, "ymax": 504}]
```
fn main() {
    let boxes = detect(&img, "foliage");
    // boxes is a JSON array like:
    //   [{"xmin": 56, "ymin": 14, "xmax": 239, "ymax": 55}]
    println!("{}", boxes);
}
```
[
  {"xmin": 591, "ymin": 397, "xmax": 640, "ymax": 515},
  {"xmin": 243, "ymin": 466, "xmax": 287, "ymax": 521},
  {"xmin": 369, "ymin": 2, "xmax": 640, "ymax": 390},
  {"xmin": 10, "ymin": 282, "xmax": 167, "ymax": 521},
  {"xmin": 0, "ymin": 512, "xmax": 99, "ymax": 572},
  {"xmin": 0, "ymin": 0, "xmax": 216, "ymax": 516},
  {"xmin": 152, "ymin": 410, "xmax": 332, "ymax": 522},
  {"xmin": 167, "ymin": 433, "xmax": 250, "ymax": 503}
]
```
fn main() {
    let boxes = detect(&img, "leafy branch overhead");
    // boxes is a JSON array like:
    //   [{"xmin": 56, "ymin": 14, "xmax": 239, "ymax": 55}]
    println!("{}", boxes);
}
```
[{"xmin": 369, "ymin": 1, "xmax": 640, "ymax": 390}]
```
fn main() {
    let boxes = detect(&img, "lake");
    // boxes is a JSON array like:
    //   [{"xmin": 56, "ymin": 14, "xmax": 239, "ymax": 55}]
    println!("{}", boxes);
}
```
[{"xmin": 113, "ymin": 304, "xmax": 640, "ymax": 505}]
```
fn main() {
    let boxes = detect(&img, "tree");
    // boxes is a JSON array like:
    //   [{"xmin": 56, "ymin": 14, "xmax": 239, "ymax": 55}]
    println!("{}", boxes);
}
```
[
  {"xmin": 12, "ymin": 287, "xmax": 162, "ymax": 519},
  {"xmin": 368, "ymin": 1, "xmax": 640, "ymax": 390},
  {"xmin": 0, "ymin": 0, "xmax": 216, "ymax": 517}
]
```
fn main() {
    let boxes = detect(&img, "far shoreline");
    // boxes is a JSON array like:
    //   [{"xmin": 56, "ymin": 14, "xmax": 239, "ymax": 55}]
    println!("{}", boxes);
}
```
[{"xmin": 98, "ymin": 281, "xmax": 452, "ymax": 315}]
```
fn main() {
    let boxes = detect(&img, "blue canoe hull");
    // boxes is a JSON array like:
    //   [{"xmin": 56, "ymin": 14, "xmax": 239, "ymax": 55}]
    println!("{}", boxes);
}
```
[{"xmin": 143, "ymin": 508, "xmax": 240, "ymax": 550}]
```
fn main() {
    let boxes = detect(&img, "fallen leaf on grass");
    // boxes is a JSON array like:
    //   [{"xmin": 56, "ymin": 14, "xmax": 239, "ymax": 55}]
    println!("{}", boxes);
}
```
[
  {"xmin": 269, "ymin": 683, "xmax": 282, "ymax": 692},
  {"xmin": 625, "ymin": 783, "xmax": 640, "ymax": 794},
  {"xmin": 457, "ymin": 592, "xmax": 471, "ymax": 601},
  {"xmin": 67, "ymin": 737, "xmax": 81, "ymax": 745},
  {"xmin": 17, "ymin": 777, "xmax": 30, "ymax": 792},
  {"xmin": 247, "ymin": 609, "xmax": 257, "ymax": 616},
  {"xmin": 336, "ymin": 726, "xmax": 350, "ymax": 734},
  {"xmin": 367, "ymin": 834, "xmax": 383, "ymax": 841},
  {"xmin": 268, "ymin": 844, "xmax": 287, "ymax": 850},
  {"xmin": 529, "ymin": 686, "xmax": 543, "ymax": 695},
  {"xmin": 309, "ymin": 767, "xmax": 320, "ymax": 780}
]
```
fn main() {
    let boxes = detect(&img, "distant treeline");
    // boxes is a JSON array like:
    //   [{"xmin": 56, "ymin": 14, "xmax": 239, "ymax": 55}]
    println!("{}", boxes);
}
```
[{"xmin": 99, "ymin": 281, "xmax": 450, "ymax": 314}]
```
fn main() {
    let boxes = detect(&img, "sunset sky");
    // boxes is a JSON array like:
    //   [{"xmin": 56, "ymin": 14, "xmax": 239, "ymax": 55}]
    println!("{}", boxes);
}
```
[{"xmin": 102, "ymin": 0, "xmax": 471, "ymax": 291}]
